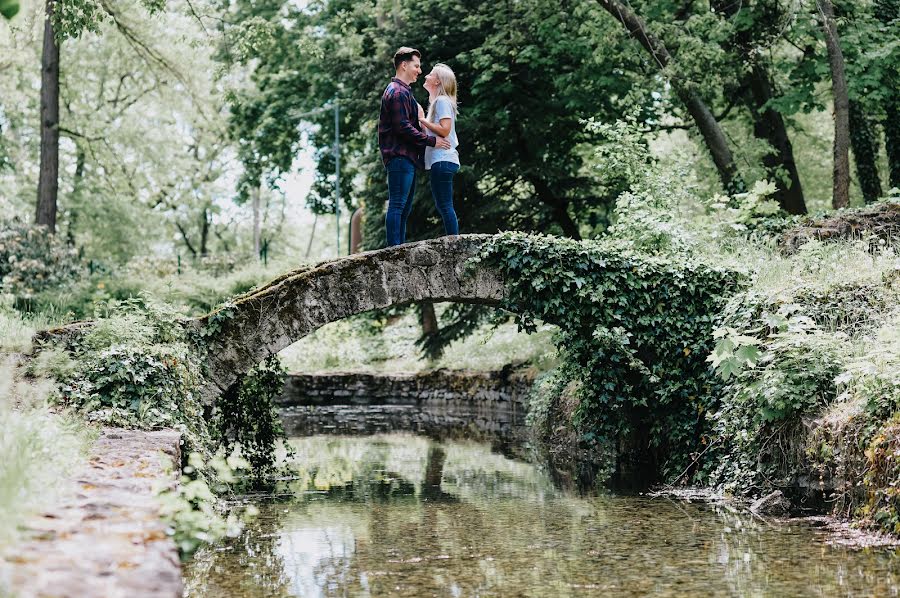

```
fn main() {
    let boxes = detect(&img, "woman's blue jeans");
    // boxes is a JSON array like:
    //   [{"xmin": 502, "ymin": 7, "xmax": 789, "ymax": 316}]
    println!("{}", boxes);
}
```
[
  {"xmin": 429, "ymin": 161, "xmax": 460, "ymax": 236},
  {"xmin": 385, "ymin": 157, "xmax": 417, "ymax": 246}
]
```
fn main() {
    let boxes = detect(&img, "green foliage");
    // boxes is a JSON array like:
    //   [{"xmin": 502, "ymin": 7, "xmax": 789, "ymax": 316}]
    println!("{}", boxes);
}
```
[
  {"xmin": 861, "ymin": 415, "xmax": 900, "ymax": 534},
  {"xmin": 477, "ymin": 231, "xmax": 743, "ymax": 480},
  {"xmin": 216, "ymin": 355, "xmax": 288, "ymax": 482},
  {"xmin": 229, "ymin": 0, "xmax": 656, "ymax": 239},
  {"xmin": 52, "ymin": 0, "xmax": 165, "ymax": 41},
  {"xmin": 157, "ymin": 450, "xmax": 257, "ymax": 558},
  {"xmin": 0, "ymin": 360, "xmax": 90, "ymax": 547},
  {"xmin": 703, "ymin": 239, "xmax": 900, "ymax": 494},
  {"xmin": 0, "ymin": 220, "xmax": 82, "ymax": 304},
  {"xmin": 0, "ymin": 0, "xmax": 18, "ymax": 19},
  {"xmin": 704, "ymin": 180, "xmax": 785, "ymax": 234},
  {"xmin": 59, "ymin": 298, "xmax": 213, "ymax": 454}
]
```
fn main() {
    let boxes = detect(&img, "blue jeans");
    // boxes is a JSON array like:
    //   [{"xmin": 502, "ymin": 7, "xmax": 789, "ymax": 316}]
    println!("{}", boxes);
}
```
[
  {"xmin": 385, "ymin": 157, "xmax": 417, "ymax": 246},
  {"xmin": 429, "ymin": 161, "xmax": 460, "ymax": 236}
]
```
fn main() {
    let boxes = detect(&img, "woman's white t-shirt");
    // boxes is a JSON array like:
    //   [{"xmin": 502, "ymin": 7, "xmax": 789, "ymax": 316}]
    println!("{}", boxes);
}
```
[{"xmin": 424, "ymin": 96, "xmax": 460, "ymax": 170}]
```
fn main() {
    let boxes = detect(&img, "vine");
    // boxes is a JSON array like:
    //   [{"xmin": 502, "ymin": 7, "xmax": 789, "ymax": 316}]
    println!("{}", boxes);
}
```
[{"xmin": 477, "ymin": 232, "xmax": 743, "ymax": 481}]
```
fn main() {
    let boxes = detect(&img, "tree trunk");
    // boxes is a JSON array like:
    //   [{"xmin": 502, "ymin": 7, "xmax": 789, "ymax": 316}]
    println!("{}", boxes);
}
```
[
  {"xmin": 529, "ymin": 177, "xmax": 582, "ymax": 240},
  {"xmin": 199, "ymin": 207, "xmax": 210, "ymax": 256},
  {"xmin": 66, "ymin": 144, "xmax": 85, "ymax": 245},
  {"xmin": 419, "ymin": 301, "xmax": 438, "ymax": 336},
  {"xmin": 848, "ymin": 100, "xmax": 883, "ymax": 203},
  {"xmin": 875, "ymin": 0, "xmax": 900, "ymax": 189},
  {"xmin": 745, "ymin": 63, "xmax": 808, "ymax": 214},
  {"xmin": 711, "ymin": 0, "xmax": 805, "ymax": 212},
  {"xmin": 886, "ymin": 102, "xmax": 900, "ymax": 190},
  {"xmin": 817, "ymin": 0, "xmax": 851, "ymax": 209},
  {"xmin": 36, "ymin": 0, "xmax": 59, "ymax": 232},
  {"xmin": 252, "ymin": 184, "xmax": 261, "ymax": 257},
  {"xmin": 596, "ymin": 0, "xmax": 745, "ymax": 193}
]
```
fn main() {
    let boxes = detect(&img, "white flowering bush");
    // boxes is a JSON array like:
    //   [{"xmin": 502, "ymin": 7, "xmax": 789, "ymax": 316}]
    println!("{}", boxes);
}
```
[{"xmin": 0, "ymin": 221, "xmax": 81, "ymax": 302}]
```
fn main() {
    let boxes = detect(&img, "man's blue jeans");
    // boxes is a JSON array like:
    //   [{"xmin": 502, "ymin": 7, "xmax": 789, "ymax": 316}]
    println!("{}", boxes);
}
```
[
  {"xmin": 385, "ymin": 157, "xmax": 417, "ymax": 246},
  {"xmin": 429, "ymin": 161, "xmax": 460, "ymax": 236}
]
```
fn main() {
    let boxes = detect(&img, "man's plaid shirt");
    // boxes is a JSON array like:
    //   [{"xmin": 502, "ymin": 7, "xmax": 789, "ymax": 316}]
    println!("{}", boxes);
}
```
[{"xmin": 378, "ymin": 77, "xmax": 436, "ymax": 170}]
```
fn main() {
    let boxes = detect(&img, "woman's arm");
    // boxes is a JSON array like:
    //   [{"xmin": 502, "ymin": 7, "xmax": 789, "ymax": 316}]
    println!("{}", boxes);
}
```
[{"xmin": 420, "ymin": 117, "xmax": 452, "ymax": 138}]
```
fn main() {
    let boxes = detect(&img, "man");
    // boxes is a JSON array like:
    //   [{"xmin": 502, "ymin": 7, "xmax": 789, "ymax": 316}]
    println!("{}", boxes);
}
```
[{"xmin": 379, "ymin": 47, "xmax": 452, "ymax": 246}]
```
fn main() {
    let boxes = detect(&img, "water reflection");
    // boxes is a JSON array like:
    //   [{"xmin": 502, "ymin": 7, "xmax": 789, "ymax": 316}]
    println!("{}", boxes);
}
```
[{"xmin": 184, "ymin": 434, "xmax": 900, "ymax": 597}]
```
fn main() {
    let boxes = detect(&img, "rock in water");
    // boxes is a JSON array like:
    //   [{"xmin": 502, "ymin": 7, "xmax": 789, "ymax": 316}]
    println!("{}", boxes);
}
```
[{"xmin": 750, "ymin": 490, "xmax": 792, "ymax": 516}]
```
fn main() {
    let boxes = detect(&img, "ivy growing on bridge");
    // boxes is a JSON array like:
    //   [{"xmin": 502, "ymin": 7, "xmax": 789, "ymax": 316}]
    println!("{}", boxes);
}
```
[{"xmin": 477, "ymin": 232, "xmax": 744, "ymax": 481}]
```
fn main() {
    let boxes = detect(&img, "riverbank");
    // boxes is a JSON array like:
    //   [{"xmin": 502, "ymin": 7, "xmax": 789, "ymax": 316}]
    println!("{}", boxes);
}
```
[{"xmin": 1, "ymin": 428, "xmax": 182, "ymax": 597}]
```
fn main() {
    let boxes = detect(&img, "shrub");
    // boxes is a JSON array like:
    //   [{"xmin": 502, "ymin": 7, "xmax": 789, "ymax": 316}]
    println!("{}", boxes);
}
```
[
  {"xmin": 58, "ymin": 298, "xmax": 212, "ymax": 454},
  {"xmin": 0, "ymin": 220, "xmax": 81, "ymax": 304}
]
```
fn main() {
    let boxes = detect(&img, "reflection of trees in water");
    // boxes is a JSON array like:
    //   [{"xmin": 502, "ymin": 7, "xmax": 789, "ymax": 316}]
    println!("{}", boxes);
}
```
[
  {"xmin": 186, "ymin": 436, "xmax": 900, "ymax": 597},
  {"xmin": 183, "ymin": 502, "xmax": 293, "ymax": 598},
  {"xmin": 420, "ymin": 446, "xmax": 457, "ymax": 502}
]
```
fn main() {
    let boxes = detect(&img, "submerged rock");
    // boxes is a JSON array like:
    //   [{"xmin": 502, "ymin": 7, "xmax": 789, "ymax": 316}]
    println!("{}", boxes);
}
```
[{"xmin": 751, "ymin": 490, "xmax": 792, "ymax": 516}]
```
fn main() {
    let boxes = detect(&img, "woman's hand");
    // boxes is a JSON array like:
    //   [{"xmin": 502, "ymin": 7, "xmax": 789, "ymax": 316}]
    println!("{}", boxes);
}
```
[{"xmin": 417, "ymin": 104, "xmax": 425, "ymax": 121}]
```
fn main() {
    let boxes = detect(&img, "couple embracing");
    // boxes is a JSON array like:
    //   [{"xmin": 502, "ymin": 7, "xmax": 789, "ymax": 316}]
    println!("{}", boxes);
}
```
[{"xmin": 378, "ymin": 46, "xmax": 460, "ymax": 247}]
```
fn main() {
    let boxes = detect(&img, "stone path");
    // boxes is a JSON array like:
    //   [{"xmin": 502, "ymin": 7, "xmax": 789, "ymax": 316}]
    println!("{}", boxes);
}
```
[{"xmin": 1, "ymin": 428, "xmax": 183, "ymax": 598}]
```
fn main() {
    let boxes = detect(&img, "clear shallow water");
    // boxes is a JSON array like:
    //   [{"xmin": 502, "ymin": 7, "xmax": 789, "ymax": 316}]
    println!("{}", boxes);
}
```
[{"xmin": 184, "ymin": 433, "xmax": 900, "ymax": 597}]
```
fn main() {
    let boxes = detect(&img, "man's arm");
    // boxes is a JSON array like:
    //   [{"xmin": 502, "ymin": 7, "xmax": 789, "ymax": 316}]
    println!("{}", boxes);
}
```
[{"xmin": 389, "ymin": 91, "xmax": 435, "ymax": 147}]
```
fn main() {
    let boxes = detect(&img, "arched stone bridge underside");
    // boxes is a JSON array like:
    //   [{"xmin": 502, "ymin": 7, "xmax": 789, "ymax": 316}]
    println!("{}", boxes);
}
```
[{"xmin": 194, "ymin": 234, "xmax": 505, "ymax": 402}]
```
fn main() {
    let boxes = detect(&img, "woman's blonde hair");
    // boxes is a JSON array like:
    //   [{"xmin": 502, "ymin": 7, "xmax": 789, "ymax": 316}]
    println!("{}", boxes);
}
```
[{"xmin": 426, "ymin": 63, "xmax": 458, "ymax": 121}]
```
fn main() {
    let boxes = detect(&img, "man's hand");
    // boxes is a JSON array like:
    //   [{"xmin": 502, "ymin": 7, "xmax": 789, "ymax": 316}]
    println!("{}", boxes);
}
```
[{"xmin": 434, "ymin": 137, "xmax": 452, "ymax": 150}]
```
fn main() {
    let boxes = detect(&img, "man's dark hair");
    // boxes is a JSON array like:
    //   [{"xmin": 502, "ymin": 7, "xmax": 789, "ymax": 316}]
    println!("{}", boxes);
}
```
[{"xmin": 393, "ymin": 47, "xmax": 421, "ymax": 69}]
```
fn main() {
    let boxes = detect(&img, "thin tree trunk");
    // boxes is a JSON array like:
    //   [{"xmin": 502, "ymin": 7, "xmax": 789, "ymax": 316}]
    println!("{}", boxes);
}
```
[
  {"xmin": 817, "ymin": 0, "xmax": 851, "ymax": 209},
  {"xmin": 252, "ymin": 184, "xmax": 261, "ymax": 257},
  {"xmin": 66, "ymin": 144, "xmax": 85, "ymax": 245},
  {"xmin": 199, "ymin": 206, "xmax": 210, "ymax": 256},
  {"xmin": 36, "ymin": 0, "xmax": 59, "ymax": 232},
  {"xmin": 419, "ymin": 301, "xmax": 438, "ymax": 336},
  {"xmin": 848, "ymin": 100, "xmax": 883, "ymax": 203},
  {"xmin": 175, "ymin": 221, "xmax": 197, "ymax": 257},
  {"xmin": 875, "ymin": 0, "xmax": 900, "ymax": 188},
  {"xmin": 596, "ymin": 0, "xmax": 745, "ymax": 193}
]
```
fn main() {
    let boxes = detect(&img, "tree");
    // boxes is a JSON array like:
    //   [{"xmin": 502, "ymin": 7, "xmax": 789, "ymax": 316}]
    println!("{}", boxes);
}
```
[
  {"xmin": 874, "ymin": 0, "xmax": 900, "ymax": 188},
  {"xmin": 594, "ymin": 0, "xmax": 746, "ymax": 194},
  {"xmin": 711, "ymin": 0, "xmax": 807, "ymax": 214},
  {"xmin": 224, "ymin": 0, "xmax": 660, "ymax": 246},
  {"xmin": 34, "ymin": 0, "xmax": 167, "ymax": 233},
  {"xmin": 36, "ymin": 0, "xmax": 59, "ymax": 230},
  {"xmin": 0, "ymin": 0, "xmax": 240, "ymax": 263},
  {"xmin": 817, "ymin": 0, "xmax": 850, "ymax": 208},
  {"xmin": 849, "ymin": 100, "xmax": 883, "ymax": 203}
]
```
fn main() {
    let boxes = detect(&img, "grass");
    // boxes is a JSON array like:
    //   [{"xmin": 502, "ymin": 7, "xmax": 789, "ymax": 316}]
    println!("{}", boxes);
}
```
[
  {"xmin": 279, "ymin": 305, "xmax": 558, "ymax": 374},
  {"xmin": 0, "ymin": 306, "xmax": 92, "ymax": 549},
  {"xmin": 0, "ymin": 358, "xmax": 91, "ymax": 548}
]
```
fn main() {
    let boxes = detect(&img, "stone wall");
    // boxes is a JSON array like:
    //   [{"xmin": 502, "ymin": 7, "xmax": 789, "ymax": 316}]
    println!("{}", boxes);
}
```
[
  {"xmin": 278, "ymin": 367, "xmax": 534, "ymax": 410},
  {"xmin": 278, "ymin": 368, "xmax": 535, "ymax": 454},
  {"xmin": 2, "ymin": 428, "xmax": 183, "ymax": 598}
]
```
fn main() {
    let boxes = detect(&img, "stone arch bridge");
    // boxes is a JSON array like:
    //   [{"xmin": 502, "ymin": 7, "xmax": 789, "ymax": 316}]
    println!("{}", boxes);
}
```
[{"xmin": 193, "ymin": 234, "xmax": 505, "ymax": 402}]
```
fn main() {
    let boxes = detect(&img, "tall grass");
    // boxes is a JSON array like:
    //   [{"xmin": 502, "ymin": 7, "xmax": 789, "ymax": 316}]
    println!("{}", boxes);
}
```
[{"xmin": 0, "ymin": 358, "xmax": 90, "ymax": 548}]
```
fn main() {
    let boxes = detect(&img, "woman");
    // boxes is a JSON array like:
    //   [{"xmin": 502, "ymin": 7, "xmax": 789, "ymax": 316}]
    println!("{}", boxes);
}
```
[{"xmin": 419, "ymin": 63, "xmax": 460, "ymax": 236}]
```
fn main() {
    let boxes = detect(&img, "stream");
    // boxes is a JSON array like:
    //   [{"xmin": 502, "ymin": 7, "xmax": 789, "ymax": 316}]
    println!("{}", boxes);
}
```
[{"xmin": 183, "ymin": 406, "xmax": 900, "ymax": 597}]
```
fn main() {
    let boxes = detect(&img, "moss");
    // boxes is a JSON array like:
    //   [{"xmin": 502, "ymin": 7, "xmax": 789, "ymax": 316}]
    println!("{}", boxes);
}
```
[{"xmin": 861, "ymin": 415, "xmax": 900, "ymax": 534}]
